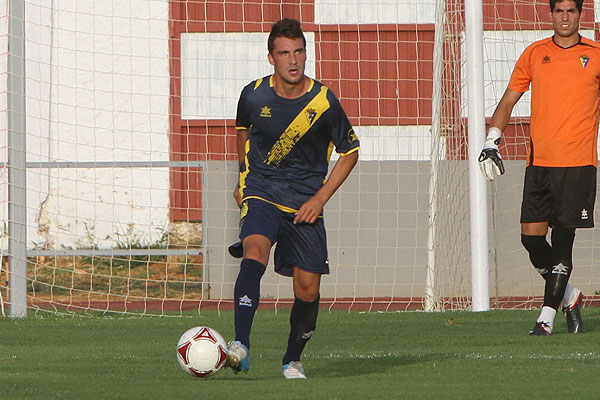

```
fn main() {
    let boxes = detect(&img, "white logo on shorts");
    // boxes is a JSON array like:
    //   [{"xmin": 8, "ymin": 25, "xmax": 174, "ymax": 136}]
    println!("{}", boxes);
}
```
[{"xmin": 581, "ymin": 209, "xmax": 589, "ymax": 220}]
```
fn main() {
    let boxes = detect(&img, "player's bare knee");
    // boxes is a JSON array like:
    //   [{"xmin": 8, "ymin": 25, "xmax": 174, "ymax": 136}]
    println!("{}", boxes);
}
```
[
  {"xmin": 294, "ymin": 286, "xmax": 319, "ymax": 302},
  {"xmin": 241, "ymin": 241, "xmax": 271, "ymax": 265}
]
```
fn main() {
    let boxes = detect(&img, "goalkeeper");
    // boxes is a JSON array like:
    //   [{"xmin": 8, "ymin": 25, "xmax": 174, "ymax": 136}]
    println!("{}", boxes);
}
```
[
  {"xmin": 478, "ymin": 0, "xmax": 597, "ymax": 335},
  {"xmin": 225, "ymin": 18, "xmax": 359, "ymax": 378}
]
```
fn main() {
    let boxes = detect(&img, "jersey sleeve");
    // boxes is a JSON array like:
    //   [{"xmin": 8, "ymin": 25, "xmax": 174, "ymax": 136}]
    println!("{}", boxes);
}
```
[
  {"xmin": 327, "ymin": 90, "xmax": 359, "ymax": 155},
  {"xmin": 508, "ymin": 45, "xmax": 532, "ymax": 93},
  {"xmin": 236, "ymin": 83, "xmax": 254, "ymax": 130}
]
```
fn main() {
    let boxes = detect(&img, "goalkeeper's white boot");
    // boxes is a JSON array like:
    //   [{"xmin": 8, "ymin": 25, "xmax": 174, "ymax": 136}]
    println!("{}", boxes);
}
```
[
  {"xmin": 226, "ymin": 341, "xmax": 249, "ymax": 373},
  {"xmin": 282, "ymin": 361, "xmax": 306, "ymax": 379},
  {"xmin": 563, "ymin": 291, "xmax": 584, "ymax": 334}
]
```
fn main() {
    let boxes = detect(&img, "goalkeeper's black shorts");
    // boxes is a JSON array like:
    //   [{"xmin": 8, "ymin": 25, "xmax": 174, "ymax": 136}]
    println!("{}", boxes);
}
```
[{"xmin": 520, "ymin": 165, "xmax": 596, "ymax": 228}]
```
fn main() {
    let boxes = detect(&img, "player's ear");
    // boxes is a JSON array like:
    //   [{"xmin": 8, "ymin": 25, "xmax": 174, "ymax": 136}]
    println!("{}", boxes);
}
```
[{"xmin": 268, "ymin": 51, "xmax": 275, "ymax": 66}]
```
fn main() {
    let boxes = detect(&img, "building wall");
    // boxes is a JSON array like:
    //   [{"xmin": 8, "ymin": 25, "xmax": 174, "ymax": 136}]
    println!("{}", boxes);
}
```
[
  {"xmin": 1, "ymin": 1, "xmax": 600, "ymax": 300},
  {"xmin": 203, "ymin": 159, "xmax": 600, "ymax": 299}
]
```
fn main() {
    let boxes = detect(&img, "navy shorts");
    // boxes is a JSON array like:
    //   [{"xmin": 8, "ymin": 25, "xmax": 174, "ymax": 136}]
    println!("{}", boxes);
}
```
[
  {"xmin": 520, "ymin": 165, "xmax": 596, "ymax": 228},
  {"xmin": 239, "ymin": 198, "xmax": 329, "ymax": 277}
]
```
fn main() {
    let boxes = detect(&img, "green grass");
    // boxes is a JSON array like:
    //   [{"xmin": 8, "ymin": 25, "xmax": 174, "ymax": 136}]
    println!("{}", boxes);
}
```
[{"xmin": 1, "ymin": 309, "xmax": 599, "ymax": 399}]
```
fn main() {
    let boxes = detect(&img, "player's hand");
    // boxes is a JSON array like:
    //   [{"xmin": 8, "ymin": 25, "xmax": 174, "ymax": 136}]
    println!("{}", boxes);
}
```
[
  {"xmin": 478, "ymin": 128, "xmax": 505, "ymax": 181},
  {"xmin": 294, "ymin": 196, "xmax": 325, "ymax": 224}
]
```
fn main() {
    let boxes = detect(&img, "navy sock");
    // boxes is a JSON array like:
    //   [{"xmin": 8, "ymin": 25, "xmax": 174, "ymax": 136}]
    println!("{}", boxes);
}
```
[
  {"xmin": 282, "ymin": 296, "xmax": 319, "ymax": 365},
  {"xmin": 234, "ymin": 258, "xmax": 266, "ymax": 349}
]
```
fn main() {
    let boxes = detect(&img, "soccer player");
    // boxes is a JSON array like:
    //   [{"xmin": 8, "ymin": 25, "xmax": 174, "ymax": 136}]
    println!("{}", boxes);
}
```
[
  {"xmin": 478, "ymin": 0, "xmax": 595, "ymax": 335},
  {"xmin": 225, "ymin": 18, "xmax": 359, "ymax": 378}
]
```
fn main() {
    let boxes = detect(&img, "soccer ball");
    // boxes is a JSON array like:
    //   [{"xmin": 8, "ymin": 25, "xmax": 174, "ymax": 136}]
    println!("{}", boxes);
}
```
[{"xmin": 176, "ymin": 326, "xmax": 228, "ymax": 378}]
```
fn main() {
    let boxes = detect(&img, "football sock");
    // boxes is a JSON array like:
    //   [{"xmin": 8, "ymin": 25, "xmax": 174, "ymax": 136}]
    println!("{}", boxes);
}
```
[
  {"xmin": 521, "ymin": 234, "xmax": 552, "ymax": 278},
  {"xmin": 234, "ymin": 258, "xmax": 266, "ymax": 349},
  {"xmin": 282, "ymin": 296, "xmax": 320, "ymax": 365},
  {"xmin": 561, "ymin": 283, "xmax": 579, "ymax": 308},
  {"xmin": 543, "ymin": 228, "xmax": 575, "ymax": 310},
  {"xmin": 521, "ymin": 233, "xmax": 578, "ymax": 307},
  {"xmin": 537, "ymin": 306, "xmax": 557, "ymax": 332}
]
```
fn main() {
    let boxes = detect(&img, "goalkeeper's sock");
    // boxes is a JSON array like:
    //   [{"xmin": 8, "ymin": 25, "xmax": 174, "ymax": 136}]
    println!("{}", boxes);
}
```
[
  {"xmin": 521, "ymin": 233, "xmax": 578, "ymax": 307},
  {"xmin": 233, "ymin": 258, "xmax": 266, "ymax": 349},
  {"xmin": 536, "ymin": 306, "xmax": 557, "ymax": 333},
  {"xmin": 562, "ymin": 283, "xmax": 579, "ymax": 308},
  {"xmin": 282, "ymin": 296, "xmax": 319, "ymax": 365},
  {"xmin": 521, "ymin": 234, "xmax": 552, "ymax": 278}
]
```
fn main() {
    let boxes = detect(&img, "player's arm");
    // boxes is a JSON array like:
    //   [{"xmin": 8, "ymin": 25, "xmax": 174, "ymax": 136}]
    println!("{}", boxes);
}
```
[
  {"xmin": 233, "ymin": 128, "xmax": 248, "ymax": 207},
  {"xmin": 294, "ymin": 149, "xmax": 359, "ymax": 224},
  {"xmin": 478, "ymin": 88, "xmax": 524, "ymax": 181},
  {"xmin": 489, "ymin": 88, "xmax": 523, "ymax": 131}
]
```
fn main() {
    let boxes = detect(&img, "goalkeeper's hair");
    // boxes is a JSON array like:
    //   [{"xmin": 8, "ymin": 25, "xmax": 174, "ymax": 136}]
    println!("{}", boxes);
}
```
[
  {"xmin": 268, "ymin": 18, "xmax": 306, "ymax": 54},
  {"xmin": 550, "ymin": 0, "xmax": 583, "ymax": 12}
]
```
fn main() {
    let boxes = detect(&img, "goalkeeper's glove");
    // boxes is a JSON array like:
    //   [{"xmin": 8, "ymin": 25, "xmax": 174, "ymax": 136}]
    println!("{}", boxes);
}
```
[{"xmin": 478, "ymin": 127, "xmax": 505, "ymax": 181}]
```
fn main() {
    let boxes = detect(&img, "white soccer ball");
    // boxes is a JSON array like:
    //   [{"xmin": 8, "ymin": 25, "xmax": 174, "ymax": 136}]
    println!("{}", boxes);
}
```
[{"xmin": 176, "ymin": 326, "xmax": 228, "ymax": 378}]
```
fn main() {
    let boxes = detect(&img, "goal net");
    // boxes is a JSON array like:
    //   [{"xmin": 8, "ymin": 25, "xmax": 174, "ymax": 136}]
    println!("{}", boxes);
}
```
[
  {"xmin": 1, "ymin": 0, "xmax": 599, "ymax": 317},
  {"xmin": 431, "ymin": 0, "xmax": 600, "ymax": 310}
]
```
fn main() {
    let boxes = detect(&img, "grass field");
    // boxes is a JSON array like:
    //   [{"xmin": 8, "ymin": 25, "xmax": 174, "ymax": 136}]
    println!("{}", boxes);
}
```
[{"xmin": 1, "ymin": 308, "xmax": 599, "ymax": 399}]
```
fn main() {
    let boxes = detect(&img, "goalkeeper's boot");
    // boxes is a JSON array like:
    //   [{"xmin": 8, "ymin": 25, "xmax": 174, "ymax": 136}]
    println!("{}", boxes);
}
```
[
  {"xmin": 226, "ymin": 341, "xmax": 249, "ymax": 373},
  {"xmin": 563, "ymin": 291, "xmax": 584, "ymax": 334},
  {"xmin": 528, "ymin": 321, "xmax": 551, "ymax": 336},
  {"xmin": 282, "ymin": 361, "xmax": 306, "ymax": 379}
]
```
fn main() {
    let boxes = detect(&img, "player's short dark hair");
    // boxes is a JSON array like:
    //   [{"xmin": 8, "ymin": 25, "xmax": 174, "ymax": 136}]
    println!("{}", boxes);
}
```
[
  {"xmin": 267, "ymin": 18, "xmax": 306, "ymax": 54},
  {"xmin": 550, "ymin": 0, "xmax": 583, "ymax": 13}
]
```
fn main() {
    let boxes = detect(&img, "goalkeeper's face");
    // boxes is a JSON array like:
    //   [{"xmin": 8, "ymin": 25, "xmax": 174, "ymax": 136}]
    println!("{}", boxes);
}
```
[
  {"xmin": 268, "ymin": 36, "xmax": 307, "ymax": 86},
  {"xmin": 551, "ymin": 0, "xmax": 581, "ymax": 39}
]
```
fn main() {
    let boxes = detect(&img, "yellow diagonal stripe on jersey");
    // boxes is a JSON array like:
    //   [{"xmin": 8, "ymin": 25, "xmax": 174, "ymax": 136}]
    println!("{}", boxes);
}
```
[{"xmin": 265, "ymin": 86, "xmax": 330, "ymax": 167}]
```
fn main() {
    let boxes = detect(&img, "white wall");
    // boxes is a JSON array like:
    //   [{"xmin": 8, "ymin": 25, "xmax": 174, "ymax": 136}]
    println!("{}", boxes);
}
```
[
  {"xmin": 1, "ymin": 0, "xmax": 171, "ymax": 249},
  {"xmin": 314, "ymin": 0, "xmax": 436, "ymax": 24},
  {"xmin": 181, "ymin": 32, "xmax": 316, "ymax": 120}
]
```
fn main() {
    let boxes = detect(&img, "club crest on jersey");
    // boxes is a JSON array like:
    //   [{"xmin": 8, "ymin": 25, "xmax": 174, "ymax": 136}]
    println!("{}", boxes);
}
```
[
  {"xmin": 542, "ymin": 55, "xmax": 551, "ymax": 64},
  {"xmin": 580, "ymin": 55, "xmax": 590, "ymax": 69},
  {"xmin": 260, "ymin": 106, "xmax": 272, "ymax": 118},
  {"xmin": 306, "ymin": 108, "xmax": 317, "ymax": 124}
]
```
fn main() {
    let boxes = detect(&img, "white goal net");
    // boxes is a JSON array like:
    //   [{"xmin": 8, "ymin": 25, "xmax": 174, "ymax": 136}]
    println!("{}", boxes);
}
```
[{"xmin": 1, "ymin": 0, "xmax": 599, "ymax": 317}]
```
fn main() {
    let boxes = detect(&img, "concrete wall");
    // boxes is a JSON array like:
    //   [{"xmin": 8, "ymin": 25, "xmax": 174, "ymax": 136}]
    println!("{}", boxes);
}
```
[{"xmin": 204, "ymin": 160, "xmax": 600, "ymax": 300}]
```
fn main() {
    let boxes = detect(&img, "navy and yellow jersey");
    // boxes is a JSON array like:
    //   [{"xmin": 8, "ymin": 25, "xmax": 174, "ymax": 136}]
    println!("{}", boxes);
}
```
[{"xmin": 236, "ymin": 75, "xmax": 359, "ymax": 211}]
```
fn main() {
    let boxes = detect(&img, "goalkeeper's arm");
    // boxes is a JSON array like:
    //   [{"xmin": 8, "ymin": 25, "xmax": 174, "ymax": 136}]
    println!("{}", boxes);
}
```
[{"xmin": 478, "ymin": 88, "xmax": 524, "ymax": 181}]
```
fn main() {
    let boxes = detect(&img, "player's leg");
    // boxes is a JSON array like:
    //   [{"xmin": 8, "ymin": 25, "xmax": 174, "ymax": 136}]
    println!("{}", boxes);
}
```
[
  {"xmin": 231, "ymin": 235, "xmax": 269, "ymax": 346},
  {"xmin": 522, "ymin": 223, "xmax": 577, "ymax": 335},
  {"xmin": 227, "ymin": 235, "xmax": 270, "ymax": 372},
  {"xmin": 549, "ymin": 227, "xmax": 583, "ymax": 333},
  {"xmin": 521, "ymin": 221, "xmax": 555, "ymax": 335},
  {"xmin": 227, "ymin": 200, "xmax": 280, "ymax": 372},
  {"xmin": 548, "ymin": 166, "xmax": 594, "ymax": 334},
  {"xmin": 275, "ymin": 214, "xmax": 328, "ymax": 379},
  {"xmin": 281, "ymin": 267, "xmax": 321, "ymax": 379},
  {"xmin": 520, "ymin": 224, "xmax": 579, "ymax": 312}
]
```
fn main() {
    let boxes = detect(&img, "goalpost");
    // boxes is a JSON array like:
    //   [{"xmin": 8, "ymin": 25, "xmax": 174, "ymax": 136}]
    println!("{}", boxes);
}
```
[{"xmin": 2, "ymin": 0, "xmax": 599, "ymax": 317}]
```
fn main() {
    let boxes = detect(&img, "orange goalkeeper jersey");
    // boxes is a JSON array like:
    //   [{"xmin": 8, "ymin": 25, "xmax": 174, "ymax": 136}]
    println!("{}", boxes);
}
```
[{"xmin": 508, "ymin": 36, "xmax": 600, "ymax": 167}]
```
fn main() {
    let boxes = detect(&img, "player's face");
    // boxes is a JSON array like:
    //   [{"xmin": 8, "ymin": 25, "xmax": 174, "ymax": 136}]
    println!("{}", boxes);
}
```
[
  {"xmin": 268, "ymin": 36, "xmax": 307, "ymax": 86},
  {"xmin": 551, "ymin": 1, "xmax": 581, "ymax": 39}
]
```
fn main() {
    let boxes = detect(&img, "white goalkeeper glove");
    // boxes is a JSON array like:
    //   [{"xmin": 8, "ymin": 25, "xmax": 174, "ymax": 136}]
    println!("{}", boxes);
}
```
[{"xmin": 478, "ymin": 127, "xmax": 505, "ymax": 181}]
